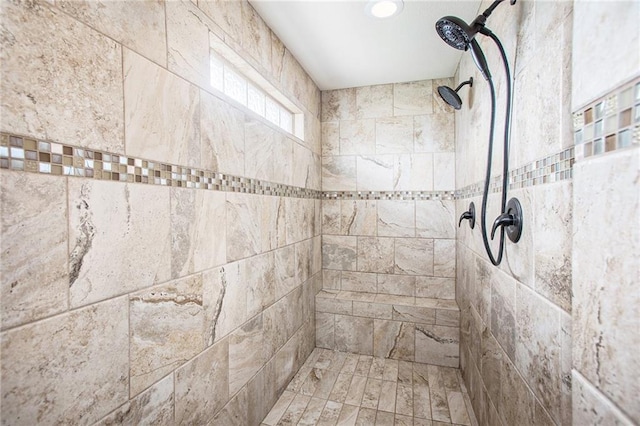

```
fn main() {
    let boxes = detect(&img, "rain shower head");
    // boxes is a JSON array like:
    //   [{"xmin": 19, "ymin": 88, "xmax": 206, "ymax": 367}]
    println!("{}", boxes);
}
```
[{"xmin": 437, "ymin": 77, "xmax": 473, "ymax": 110}]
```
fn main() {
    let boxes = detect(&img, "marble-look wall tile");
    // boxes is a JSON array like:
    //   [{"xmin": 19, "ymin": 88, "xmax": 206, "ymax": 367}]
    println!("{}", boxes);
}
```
[
  {"xmin": 68, "ymin": 180, "xmax": 171, "ymax": 308},
  {"xmin": 433, "ymin": 152, "xmax": 455, "ymax": 190},
  {"xmin": 572, "ymin": 370, "xmax": 635, "ymax": 426},
  {"xmin": 416, "ymin": 200, "xmax": 455, "ymax": 239},
  {"xmin": 316, "ymin": 295, "xmax": 353, "ymax": 316},
  {"xmin": 378, "ymin": 274, "xmax": 415, "ymax": 297},
  {"xmin": 268, "ymin": 287, "xmax": 303, "ymax": 353},
  {"xmin": 198, "ymin": 0, "xmax": 243, "ymax": 43},
  {"xmin": 560, "ymin": 311, "xmax": 572, "ymax": 426},
  {"xmin": 322, "ymin": 89, "xmax": 357, "ymax": 122},
  {"xmin": 498, "ymin": 356, "xmax": 536, "ymax": 426},
  {"xmin": 96, "ymin": 375, "xmax": 174, "ymax": 426},
  {"xmin": 171, "ymin": 187, "xmax": 226, "ymax": 278},
  {"xmin": 124, "ymin": 48, "xmax": 200, "ymax": 167},
  {"xmin": 414, "ymin": 114, "xmax": 455, "ymax": 153},
  {"xmin": 478, "ymin": 327, "xmax": 502, "ymax": 409},
  {"xmin": 376, "ymin": 117, "xmax": 413, "ymax": 154},
  {"xmin": 229, "ymin": 314, "xmax": 264, "ymax": 395},
  {"xmin": 275, "ymin": 245, "xmax": 296, "ymax": 299},
  {"xmin": 1, "ymin": 172, "xmax": 68, "ymax": 329},
  {"xmin": 226, "ymin": 192, "xmax": 261, "ymax": 261},
  {"xmin": 515, "ymin": 284, "xmax": 562, "ymax": 423},
  {"xmin": 240, "ymin": 1, "xmax": 271, "ymax": 70},
  {"xmin": 244, "ymin": 118, "xmax": 275, "ymax": 181},
  {"xmin": 175, "ymin": 337, "xmax": 229, "ymax": 425},
  {"xmin": 357, "ymin": 237, "xmax": 394, "ymax": 274},
  {"xmin": 415, "ymin": 324, "xmax": 459, "ymax": 367},
  {"xmin": 130, "ymin": 275, "xmax": 205, "ymax": 397},
  {"xmin": 58, "ymin": 0, "xmax": 167, "ymax": 67},
  {"xmin": 323, "ymin": 269, "xmax": 341, "ymax": 291},
  {"xmin": 393, "ymin": 81, "xmax": 433, "ymax": 116},
  {"xmin": 322, "ymin": 122, "xmax": 340, "ymax": 155},
  {"xmin": 243, "ymin": 251, "xmax": 275, "ymax": 318},
  {"xmin": 373, "ymin": 319, "xmax": 415, "ymax": 361},
  {"xmin": 394, "ymin": 238, "xmax": 434, "ymax": 276},
  {"xmin": 416, "ymin": 277, "xmax": 455, "ymax": 300},
  {"xmin": 392, "ymin": 305, "xmax": 436, "ymax": 324},
  {"xmin": 341, "ymin": 200, "xmax": 377, "ymax": 236},
  {"xmin": 203, "ymin": 262, "xmax": 246, "ymax": 343},
  {"xmin": 1, "ymin": 297, "xmax": 129, "ymax": 425},
  {"xmin": 167, "ymin": 1, "xmax": 224, "ymax": 87},
  {"xmin": 247, "ymin": 361, "xmax": 279, "ymax": 426},
  {"xmin": 377, "ymin": 200, "xmax": 415, "ymax": 237},
  {"xmin": 342, "ymin": 271, "xmax": 377, "ymax": 293},
  {"xmin": 573, "ymin": 149, "xmax": 640, "ymax": 423},
  {"xmin": 356, "ymin": 155, "xmax": 394, "ymax": 191},
  {"xmin": 211, "ymin": 386, "xmax": 248, "ymax": 425},
  {"xmin": 572, "ymin": 1, "xmax": 639, "ymax": 108},
  {"xmin": 356, "ymin": 84, "xmax": 393, "ymax": 119},
  {"xmin": 490, "ymin": 269, "xmax": 516, "ymax": 361},
  {"xmin": 334, "ymin": 314, "xmax": 374, "ymax": 355},
  {"xmin": 200, "ymin": 91, "xmax": 245, "ymax": 176},
  {"xmin": 1, "ymin": 0, "xmax": 124, "ymax": 151},
  {"xmin": 534, "ymin": 182, "xmax": 572, "ymax": 312},
  {"xmin": 316, "ymin": 312, "xmax": 335, "ymax": 348},
  {"xmin": 434, "ymin": 239, "xmax": 456, "ymax": 278},
  {"xmin": 323, "ymin": 235, "xmax": 357, "ymax": 271},
  {"xmin": 393, "ymin": 153, "xmax": 434, "ymax": 191},
  {"xmin": 291, "ymin": 141, "xmax": 311, "ymax": 188},
  {"xmin": 340, "ymin": 119, "xmax": 376, "ymax": 155},
  {"xmin": 322, "ymin": 156, "xmax": 357, "ymax": 191},
  {"xmin": 322, "ymin": 200, "xmax": 341, "ymax": 235}
]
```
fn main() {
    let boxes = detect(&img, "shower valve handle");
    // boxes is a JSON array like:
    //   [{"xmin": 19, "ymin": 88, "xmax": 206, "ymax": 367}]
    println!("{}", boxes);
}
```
[
  {"xmin": 490, "ymin": 198, "xmax": 523, "ymax": 243},
  {"xmin": 491, "ymin": 213, "xmax": 516, "ymax": 239},
  {"xmin": 458, "ymin": 202, "xmax": 476, "ymax": 229}
]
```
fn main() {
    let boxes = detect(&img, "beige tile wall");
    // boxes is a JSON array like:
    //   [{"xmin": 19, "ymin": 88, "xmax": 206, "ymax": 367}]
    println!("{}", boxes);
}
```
[
  {"xmin": 319, "ymin": 80, "xmax": 459, "ymax": 366},
  {"xmin": 454, "ymin": 1, "xmax": 574, "ymax": 425},
  {"xmin": 0, "ymin": 0, "xmax": 322, "ymax": 424},
  {"xmin": 570, "ymin": 2, "xmax": 640, "ymax": 424}
]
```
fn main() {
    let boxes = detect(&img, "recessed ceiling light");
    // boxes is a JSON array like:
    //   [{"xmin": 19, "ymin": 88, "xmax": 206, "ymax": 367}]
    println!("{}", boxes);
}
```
[{"xmin": 365, "ymin": 0, "xmax": 404, "ymax": 19}]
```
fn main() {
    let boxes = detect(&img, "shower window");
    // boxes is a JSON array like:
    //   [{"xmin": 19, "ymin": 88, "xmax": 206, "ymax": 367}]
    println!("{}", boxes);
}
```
[{"xmin": 209, "ymin": 32, "xmax": 304, "ymax": 140}]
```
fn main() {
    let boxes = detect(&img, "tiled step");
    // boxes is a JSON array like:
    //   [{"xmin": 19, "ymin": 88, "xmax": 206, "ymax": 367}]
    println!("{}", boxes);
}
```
[
  {"xmin": 315, "ymin": 290, "xmax": 460, "ymax": 367},
  {"xmin": 316, "ymin": 290, "xmax": 460, "ymax": 327}
]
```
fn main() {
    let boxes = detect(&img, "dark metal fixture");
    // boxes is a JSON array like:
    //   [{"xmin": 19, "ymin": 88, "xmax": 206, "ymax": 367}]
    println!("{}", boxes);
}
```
[
  {"xmin": 458, "ymin": 202, "xmax": 476, "ymax": 229},
  {"xmin": 490, "ymin": 198, "xmax": 522, "ymax": 243},
  {"xmin": 434, "ymin": 0, "xmax": 523, "ymax": 266},
  {"xmin": 437, "ymin": 78, "xmax": 473, "ymax": 110}
]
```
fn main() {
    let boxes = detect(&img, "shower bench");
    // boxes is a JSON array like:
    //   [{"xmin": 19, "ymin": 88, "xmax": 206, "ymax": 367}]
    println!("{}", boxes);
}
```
[{"xmin": 315, "ymin": 290, "xmax": 460, "ymax": 368}]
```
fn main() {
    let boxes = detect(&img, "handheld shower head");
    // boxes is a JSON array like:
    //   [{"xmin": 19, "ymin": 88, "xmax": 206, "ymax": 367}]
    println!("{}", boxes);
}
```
[
  {"xmin": 437, "ymin": 77, "xmax": 473, "ymax": 110},
  {"xmin": 469, "ymin": 39, "xmax": 491, "ymax": 81},
  {"xmin": 435, "ymin": 14, "xmax": 491, "ymax": 80},
  {"xmin": 435, "ymin": 16, "xmax": 474, "ymax": 50}
]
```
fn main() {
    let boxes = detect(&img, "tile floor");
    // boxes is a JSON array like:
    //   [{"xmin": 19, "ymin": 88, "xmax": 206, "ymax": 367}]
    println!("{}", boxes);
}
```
[{"xmin": 261, "ymin": 348, "xmax": 478, "ymax": 426}]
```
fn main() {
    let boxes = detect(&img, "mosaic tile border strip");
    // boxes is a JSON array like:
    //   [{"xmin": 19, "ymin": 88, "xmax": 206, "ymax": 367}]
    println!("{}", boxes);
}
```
[
  {"xmin": 322, "ymin": 190, "xmax": 456, "ymax": 201},
  {"xmin": 456, "ymin": 146, "xmax": 575, "ymax": 200},
  {"xmin": 0, "ymin": 132, "xmax": 574, "ymax": 202},
  {"xmin": 0, "ymin": 133, "xmax": 322, "ymax": 199},
  {"xmin": 572, "ymin": 76, "xmax": 640, "ymax": 160}
]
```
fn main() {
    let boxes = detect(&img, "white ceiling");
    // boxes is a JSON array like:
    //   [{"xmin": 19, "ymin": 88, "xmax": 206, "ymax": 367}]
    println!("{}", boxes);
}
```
[{"xmin": 250, "ymin": 0, "xmax": 482, "ymax": 90}]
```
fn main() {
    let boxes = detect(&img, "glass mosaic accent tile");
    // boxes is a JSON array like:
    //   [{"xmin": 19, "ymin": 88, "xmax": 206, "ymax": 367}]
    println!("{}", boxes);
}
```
[
  {"xmin": 456, "ymin": 147, "xmax": 575, "ymax": 200},
  {"xmin": 573, "ymin": 76, "xmax": 640, "ymax": 160},
  {"xmin": 323, "ymin": 190, "xmax": 456, "ymax": 201},
  {"xmin": 0, "ymin": 132, "xmax": 322, "ymax": 199}
]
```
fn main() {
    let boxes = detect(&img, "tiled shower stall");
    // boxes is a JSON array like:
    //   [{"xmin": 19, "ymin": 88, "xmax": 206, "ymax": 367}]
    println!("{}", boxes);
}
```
[{"xmin": 1, "ymin": 1, "xmax": 638, "ymax": 425}]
